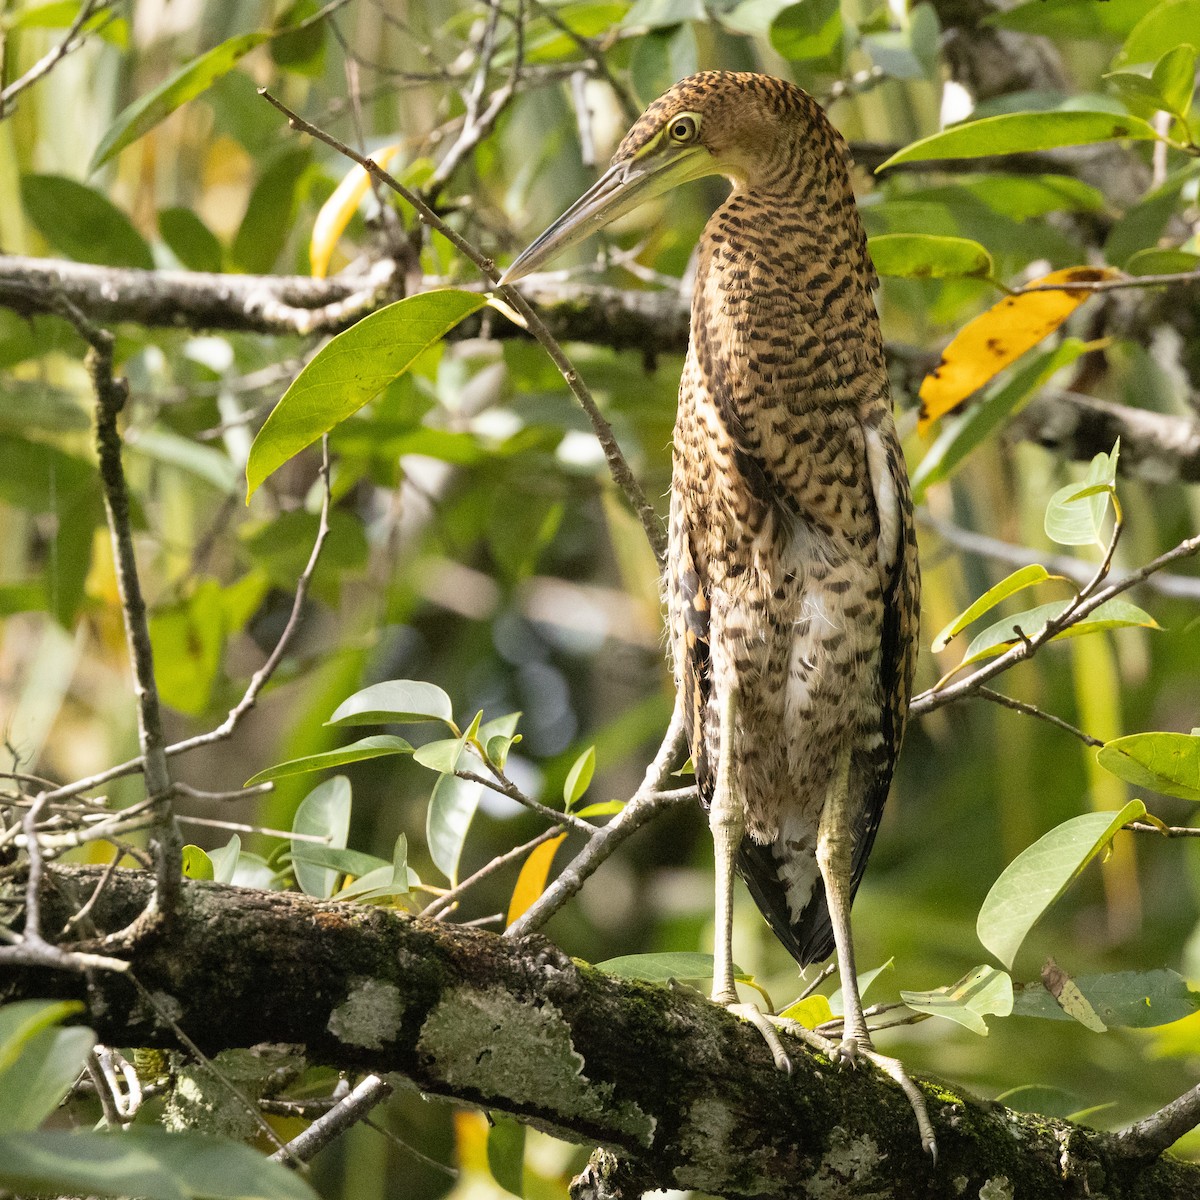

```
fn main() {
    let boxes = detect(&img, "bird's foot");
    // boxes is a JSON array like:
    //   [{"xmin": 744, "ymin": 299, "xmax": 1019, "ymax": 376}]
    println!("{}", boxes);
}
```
[
  {"xmin": 719, "ymin": 1001, "xmax": 793, "ymax": 1073},
  {"xmin": 860, "ymin": 1045, "xmax": 938, "ymax": 1162}
]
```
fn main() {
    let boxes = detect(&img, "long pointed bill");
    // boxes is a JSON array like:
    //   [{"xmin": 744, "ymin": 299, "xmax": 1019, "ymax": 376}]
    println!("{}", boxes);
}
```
[{"xmin": 500, "ymin": 145, "xmax": 715, "ymax": 285}]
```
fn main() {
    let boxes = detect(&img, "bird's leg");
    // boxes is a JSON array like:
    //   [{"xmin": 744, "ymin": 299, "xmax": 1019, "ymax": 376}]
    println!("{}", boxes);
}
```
[
  {"xmin": 709, "ymin": 688, "xmax": 791, "ymax": 1073},
  {"xmin": 816, "ymin": 750, "xmax": 937, "ymax": 1158}
]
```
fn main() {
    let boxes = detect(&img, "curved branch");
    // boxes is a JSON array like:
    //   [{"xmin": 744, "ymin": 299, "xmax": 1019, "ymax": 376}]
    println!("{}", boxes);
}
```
[{"xmin": 4, "ymin": 866, "xmax": 1199, "ymax": 1199}]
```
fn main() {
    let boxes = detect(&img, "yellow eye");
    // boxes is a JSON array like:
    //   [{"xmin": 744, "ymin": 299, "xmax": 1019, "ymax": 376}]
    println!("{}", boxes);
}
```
[{"xmin": 667, "ymin": 114, "xmax": 699, "ymax": 144}]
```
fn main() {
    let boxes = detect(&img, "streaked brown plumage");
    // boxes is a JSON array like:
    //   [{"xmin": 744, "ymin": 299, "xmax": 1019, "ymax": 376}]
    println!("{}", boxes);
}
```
[{"xmin": 503, "ymin": 71, "xmax": 929, "ymax": 1153}]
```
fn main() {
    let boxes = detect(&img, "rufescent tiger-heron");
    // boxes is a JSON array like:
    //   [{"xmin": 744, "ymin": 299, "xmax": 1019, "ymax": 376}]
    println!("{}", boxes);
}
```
[{"xmin": 502, "ymin": 71, "xmax": 931, "ymax": 1153}]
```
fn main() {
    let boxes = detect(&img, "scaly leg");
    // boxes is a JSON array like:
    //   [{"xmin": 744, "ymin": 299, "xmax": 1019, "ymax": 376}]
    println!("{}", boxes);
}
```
[
  {"xmin": 710, "ymin": 688, "xmax": 791, "ymax": 1072},
  {"xmin": 816, "ymin": 749, "xmax": 937, "ymax": 1158}
]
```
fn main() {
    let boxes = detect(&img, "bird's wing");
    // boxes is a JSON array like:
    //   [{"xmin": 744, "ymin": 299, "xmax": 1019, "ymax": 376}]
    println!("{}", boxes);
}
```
[{"xmin": 671, "ymin": 510, "xmax": 714, "ymax": 802}]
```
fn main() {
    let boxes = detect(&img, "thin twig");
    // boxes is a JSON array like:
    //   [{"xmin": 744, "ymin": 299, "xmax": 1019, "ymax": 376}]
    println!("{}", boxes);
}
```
[
  {"xmin": 1126, "ymin": 821, "xmax": 1200, "ymax": 838},
  {"xmin": 0, "ymin": 0, "xmax": 111, "ymax": 113},
  {"xmin": 40, "ymin": 439, "xmax": 333, "ymax": 806},
  {"xmin": 976, "ymin": 687, "xmax": 1104, "ymax": 748},
  {"xmin": 1013, "ymin": 268, "xmax": 1200, "ymax": 295},
  {"xmin": 1118, "ymin": 1082, "xmax": 1200, "ymax": 1157},
  {"xmin": 269, "ymin": 1075, "xmax": 393, "ymax": 1165},
  {"xmin": 506, "ymin": 700, "xmax": 691, "ymax": 937},
  {"xmin": 257, "ymin": 88, "xmax": 667, "ymax": 564},
  {"xmin": 457, "ymin": 765, "xmax": 595, "ymax": 835},
  {"xmin": 421, "ymin": 827, "xmax": 559, "ymax": 919}
]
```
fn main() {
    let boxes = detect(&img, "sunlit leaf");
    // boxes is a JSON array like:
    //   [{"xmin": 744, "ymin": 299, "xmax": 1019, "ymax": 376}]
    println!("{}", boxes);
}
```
[
  {"xmin": 309, "ymin": 144, "xmax": 402, "ymax": 278},
  {"xmin": 1097, "ymin": 731, "xmax": 1200, "ymax": 802},
  {"xmin": 868, "ymin": 233, "xmax": 994, "ymax": 280},
  {"xmin": 506, "ymin": 835, "xmax": 567, "ymax": 927},
  {"xmin": 291, "ymin": 845, "xmax": 391, "ymax": 878},
  {"xmin": 574, "ymin": 799, "xmax": 625, "ymax": 819},
  {"xmin": 90, "ymin": 32, "xmax": 271, "ymax": 172},
  {"xmin": 879, "ymin": 111, "xmax": 1161, "ymax": 172},
  {"xmin": 901, "ymin": 965, "xmax": 1014, "ymax": 1035},
  {"xmin": 328, "ymin": 680, "xmax": 455, "ymax": 727},
  {"xmin": 291, "ymin": 776, "xmax": 351, "ymax": 898},
  {"xmin": 960, "ymin": 597, "xmax": 1158, "ymax": 667},
  {"xmin": 987, "ymin": 0, "xmax": 1147, "ymax": 39},
  {"xmin": 778, "ymin": 994, "xmax": 834, "ymax": 1029},
  {"xmin": 977, "ymin": 801, "xmax": 1145, "ymax": 968},
  {"xmin": 245, "ymin": 735, "xmax": 412, "ymax": 785},
  {"xmin": 427, "ymin": 773, "xmax": 482, "ymax": 885},
  {"xmin": 1125, "ymin": 248, "xmax": 1200, "ymax": 275},
  {"xmin": 246, "ymin": 291, "xmax": 487, "ymax": 497},
  {"xmin": 563, "ymin": 746, "xmax": 596, "ymax": 807},
  {"xmin": 918, "ymin": 267, "xmax": 1121, "ymax": 430},
  {"xmin": 1013, "ymin": 968, "xmax": 1200, "ymax": 1027},
  {"xmin": 413, "ymin": 736, "xmax": 469, "ymax": 774},
  {"xmin": 0, "ymin": 1128, "xmax": 319, "ymax": 1200},
  {"xmin": 1150, "ymin": 44, "xmax": 1198, "ymax": 119},
  {"xmin": 1044, "ymin": 443, "xmax": 1119, "ymax": 546},
  {"xmin": 1112, "ymin": 0, "xmax": 1200, "ymax": 70},
  {"xmin": 932, "ymin": 565, "xmax": 1052, "ymax": 652},
  {"xmin": 181, "ymin": 845, "xmax": 215, "ymax": 881},
  {"xmin": 769, "ymin": 0, "xmax": 842, "ymax": 61}
]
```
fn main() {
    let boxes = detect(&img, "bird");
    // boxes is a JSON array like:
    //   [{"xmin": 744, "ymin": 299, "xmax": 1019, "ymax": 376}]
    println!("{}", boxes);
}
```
[{"xmin": 501, "ymin": 71, "xmax": 930, "ymax": 1153}]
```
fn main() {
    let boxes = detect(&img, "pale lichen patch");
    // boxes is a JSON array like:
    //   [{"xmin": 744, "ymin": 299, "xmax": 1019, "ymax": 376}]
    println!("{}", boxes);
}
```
[
  {"xmin": 418, "ymin": 985, "xmax": 653, "ymax": 1145},
  {"xmin": 328, "ymin": 977, "xmax": 405, "ymax": 1050},
  {"xmin": 673, "ymin": 1097, "xmax": 776, "ymax": 1193},
  {"xmin": 805, "ymin": 1127, "xmax": 888, "ymax": 1199},
  {"xmin": 164, "ymin": 1048, "xmax": 302, "ymax": 1140},
  {"xmin": 953, "ymin": 1176, "xmax": 969, "ymax": 1195},
  {"xmin": 979, "ymin": 1177, "xmax": 1013, "ymax": 1200}
]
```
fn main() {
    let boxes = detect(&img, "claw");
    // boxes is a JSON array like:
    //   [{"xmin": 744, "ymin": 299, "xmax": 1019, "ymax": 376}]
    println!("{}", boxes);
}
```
[
  {"xmin": 721, "ymin": 1001, "xmax": 792, "ymax": 1073},
  {"xmin": 861, "ymin": 1046, "xmax": 938, "ymax": 1160}
]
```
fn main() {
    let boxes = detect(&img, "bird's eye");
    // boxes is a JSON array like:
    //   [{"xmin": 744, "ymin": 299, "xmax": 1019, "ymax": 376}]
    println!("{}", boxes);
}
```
[{"xmin": 668, "ymin": 114, "xmax": 699, "ymax": 144}]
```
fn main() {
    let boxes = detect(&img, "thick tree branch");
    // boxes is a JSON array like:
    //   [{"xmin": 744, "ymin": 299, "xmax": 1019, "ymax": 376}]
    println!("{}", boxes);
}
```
[{"xmin": 4, "ymin": 866, "xmax": 1200, "ymax": 1199}]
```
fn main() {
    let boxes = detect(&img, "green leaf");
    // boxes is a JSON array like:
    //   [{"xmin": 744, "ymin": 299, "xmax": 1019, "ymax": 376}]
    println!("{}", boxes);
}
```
[
  {"xmin": 6, "ymin": 1, "xmax": 129, "ymax": 46},
  {"xmin": 208, "ymin": 836, "xmax": 241, "ymax": 885},
  {"xmin": 1125, "ymin": 248, "xmax": 1200, "ymax": 275},
  {"xmin": 245, "ymin": 735, "xmax": 412, "ymax": 785},
  {"xmin": 878, "ymin": 110, "xmax": 1162, "ymax": 171},
  {"xmin": 0, "ymin": 1001, "xmax": 84, "ymax": 1077},
  {"xmin": 413, "ymin": 736, "xmax": 469, "ymax": 774},
  {"xmin": 597, "ymin": 952, "xmax": 724, "ymax": 982},
  {"xmin": 931, "ymin": 565, "xmax": 1052, "ymax": 652},
  {"xmin": 427, "ymin": 773, "xmax": 482, "ymax": 885},
  {"xmin": 0, "ymin": 1026, "xmax": 95, "ymax": 1131},
  {"xmin": 182, "ymin": 846, "xmax": 215, "ymax": 881},
  {"xmin": 976, "ymin": 801, "xmax": 1145, "ymax": 968},
  {"xmin": 90, "ymin": 32, "xmax": 272, "ymax": 172},
  {"xmin": 132, "ymin": 429, "xmax": 239, "ymax": 495},
  {"xmin": 1150, "ymin": 44, "xmax": 1197, "ymax": 118},
  {"xmin": 574, "ymin": 799, "xmax": 625, "ymax": 819},
  {"xmin": 901, "ymin": 965, "xmax": 1014, "ymax": 1035},
  {"xmin": 486, "ymin": 1116, "xmax": 526, "ymax": 1198},
  {"xmin": 563, "ymin": 746, "xmax": 596, "ymax": 807},
  {"xmin": 1044, "ymin": 443, "xmax": 1119, "ymax": 546},
  {"xmin": 868, "ymin": 233, "xmax": 994, "ymax": 280},
  {"xmin": 246, "ymin": 291, "xmax": 486, "ymax": 497},
  {"xmin": 1097, "ymin": 731, "xmax": 1200, "ymax": 802},
  {"xmin": 291, "ymin": 845, "xmax": 390, "ymax": 878},
  {"xmin": 148, "ymin": 582, "xmax": 226, "ymax": 716},
  {"xmin": 159, "ymin": 207, "xmax": 224, "ymax": 273},
  {"xmin": 328, "ymin": 680, "xmax": 455, "ymax": 728},
  {"xmin": 1013, "ymin": 968, "xmax": 1200, "ymax": 1028},
  {"xmin": 291, "ymin": 776, "xmax": 351, "ymax": 899},
  {"xmin": 0, "ymin": 1128, "xmax": 319, "ymax": 1200},
  {"xmin": 987, "ymin": 0, "xmax": 1148, "ymax": 40},
  {"xmin": 21, "ymin": 175, "xmax": 154, "ymax": 269},
  {"xmin": 960, "ymin": 597, "xmax": 1158, "ymax": 667},
  {"xmin": 770, "ymin": 0, "xmax": 843, "ymax": 62},
  {"xmin": 271, "ymin": 0, "xmax": 329, "ymax": 77},
  {"xmin": 1113, "ymin": 1, "xmax": 1200, "ymax": 70},
  {"xmin": 912, "ymin": 339, "xmax": 1094, "ymax": 500},
  {"xmin": 231, "ymin": 147, "xmax": 312, "ymax": 274}
]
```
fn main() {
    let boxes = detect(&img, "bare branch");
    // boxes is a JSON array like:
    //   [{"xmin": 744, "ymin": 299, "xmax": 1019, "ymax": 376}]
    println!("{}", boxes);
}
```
[
  {"xmin": 269, "ymin": 1075, "xmax": 393, "ymax": 1165},
  {"xmin": 975, "ymin": 687, "xmax": 1104, "ymax": 748},
  {"xmin": 0, "ymin": 0, "xmax": 111, "ymax": 114},
  {"xmin": 1119, "ymin": 1083, "xmax": 1200, "ymax": 1158}
]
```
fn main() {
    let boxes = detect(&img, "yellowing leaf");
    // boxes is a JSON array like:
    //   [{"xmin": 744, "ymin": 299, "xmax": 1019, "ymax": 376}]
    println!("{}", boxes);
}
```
[
  {"xmin": 1042, "ymin": 958, "xmax": 1108, "ymax": 1032},
  {"xmin": 310, "ymin": 143, "xmax": 402, "ymax": 278},
  {"xmin": 918, "ymin": 266, "xmax": 1120, "ymax": 432},
  {"xmin": 778, "ymin": 994, "xmax": 834, "ymax": 1029},
  {"xmin": 506, "ymin": 835, "xmax": 566, "ymax": 927}
]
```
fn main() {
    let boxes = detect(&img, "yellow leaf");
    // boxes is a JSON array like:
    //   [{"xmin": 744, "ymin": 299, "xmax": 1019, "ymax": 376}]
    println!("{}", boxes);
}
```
[
  {"xmin": 918, "ymin": 266, "xmax": 1120, "ymax": 433},
  {"xmin": 309, "ymin": 143, "xmax": 402, "ymax": 278},
  {"xmin": 505, "ymin": 834, "xmax": 567, "ymax": 928},
  {"xmin": 778, "ymin": 993, "xmax": 834, "ymax": 1029}
]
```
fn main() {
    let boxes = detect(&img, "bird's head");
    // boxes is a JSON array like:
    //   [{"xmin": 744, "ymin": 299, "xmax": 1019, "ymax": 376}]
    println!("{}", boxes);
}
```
[{"xmin": 501, "ymin": 71, "xmax": 821, "ymax": 284}]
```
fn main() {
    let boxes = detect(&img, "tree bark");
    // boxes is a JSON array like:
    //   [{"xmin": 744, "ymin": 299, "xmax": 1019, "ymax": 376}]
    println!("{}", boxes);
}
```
[{"xmin": 3, "ymin": 866, "xmax": 1197, "ymax": 1200}]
